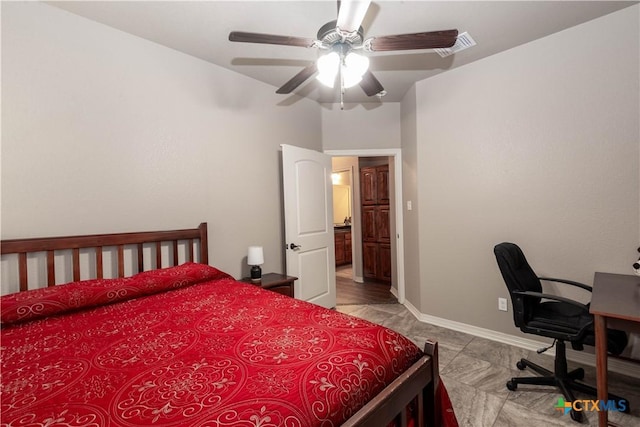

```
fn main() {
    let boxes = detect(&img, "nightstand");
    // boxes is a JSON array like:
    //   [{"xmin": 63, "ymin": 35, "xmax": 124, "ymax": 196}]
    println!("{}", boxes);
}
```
[{"xmin": 240, "ymin": 273, "xmax": 297, "ymax": 298}]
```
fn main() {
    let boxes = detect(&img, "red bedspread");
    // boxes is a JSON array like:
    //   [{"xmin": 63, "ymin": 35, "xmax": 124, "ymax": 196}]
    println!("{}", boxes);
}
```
[{"xmin": 1, "ymin": 263, "xmax": 447, "ymax": 426}]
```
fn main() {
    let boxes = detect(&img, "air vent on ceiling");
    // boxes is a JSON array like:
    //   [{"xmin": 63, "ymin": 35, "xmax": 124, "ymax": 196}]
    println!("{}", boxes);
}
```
[{"xmin": 434, "ymin": 32, "xmax": 476, "ymax": 58}]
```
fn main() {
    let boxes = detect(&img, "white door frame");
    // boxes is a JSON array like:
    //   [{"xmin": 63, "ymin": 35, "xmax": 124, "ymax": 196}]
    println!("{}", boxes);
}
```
[{"xmin": 324, "ymin": 148, "xmax": 405, "ymax": 304}]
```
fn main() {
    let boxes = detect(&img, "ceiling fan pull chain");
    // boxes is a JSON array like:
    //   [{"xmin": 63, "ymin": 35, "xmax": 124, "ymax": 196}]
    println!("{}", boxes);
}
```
[{"xmin": 340, "ymin": 68, "xmax": 345, "ymax": 110}]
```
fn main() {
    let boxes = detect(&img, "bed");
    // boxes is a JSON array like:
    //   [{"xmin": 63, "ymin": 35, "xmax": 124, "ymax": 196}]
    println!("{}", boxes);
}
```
[{"xmin": 0, "ymin": 223, "xmax": 457, "ymax": 427}]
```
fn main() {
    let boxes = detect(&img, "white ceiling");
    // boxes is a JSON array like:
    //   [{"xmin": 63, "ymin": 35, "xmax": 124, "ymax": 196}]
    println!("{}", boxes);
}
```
[{"xmin": 49, "ymin": 1, "xmax": 637, "ymax": 104}]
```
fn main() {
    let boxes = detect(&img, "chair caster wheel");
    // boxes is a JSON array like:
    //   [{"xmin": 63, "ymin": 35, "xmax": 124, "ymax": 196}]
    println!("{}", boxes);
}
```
[
  {"xmin": 506, "ymin": 380, "xmax": 517, "ymax": 391},
  {"xmin": 570, "ymin": 409, "xmax": 583, "ymax": 423},
  {"xmin": 516, "ymin": 360, "xmax": 527, "ymax": 370}
]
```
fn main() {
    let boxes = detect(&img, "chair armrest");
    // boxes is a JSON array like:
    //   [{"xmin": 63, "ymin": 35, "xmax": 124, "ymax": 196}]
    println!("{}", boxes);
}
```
[
  {"xmin": 512, "ymin": 290, "xmax": 593, "ymax": 340},
  {"xmin": 538, "ymin": 277, "xmax": 592, "ymax": 292},
  {"xmin": 513, "ymin": 290, "xmax": 590, "ymax": 311}
]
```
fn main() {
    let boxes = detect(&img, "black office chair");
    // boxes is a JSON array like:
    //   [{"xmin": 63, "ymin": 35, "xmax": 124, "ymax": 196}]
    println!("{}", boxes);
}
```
[{"xmin": 494, "ymin": 242, "xmax": 628, "ymax": 423}]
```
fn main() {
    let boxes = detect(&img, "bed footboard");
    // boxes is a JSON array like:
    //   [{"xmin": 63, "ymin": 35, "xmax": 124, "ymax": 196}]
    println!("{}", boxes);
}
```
[{"xmin": 343, "ymin": 339, "xmax": 441, "ymax": 427}]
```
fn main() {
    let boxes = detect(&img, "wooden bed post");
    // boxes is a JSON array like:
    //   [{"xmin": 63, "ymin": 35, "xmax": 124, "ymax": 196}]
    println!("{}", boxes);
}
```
[
  {"xmin": 424, "ymin": 340, "xmax": 441, "ymax": 427},
  {"xmin": 198, "ymin": 222, "xmax": 209, "ymax": 265}
]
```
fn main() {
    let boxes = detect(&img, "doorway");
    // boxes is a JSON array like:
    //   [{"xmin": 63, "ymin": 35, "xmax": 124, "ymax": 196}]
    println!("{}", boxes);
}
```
[
  {"xmin": 335, "ymin": 264, "xmax": 398, "ymax": 304},
  {"xmin": 327, "ymin": 149, "xmax": 405, "ymax": 305}
]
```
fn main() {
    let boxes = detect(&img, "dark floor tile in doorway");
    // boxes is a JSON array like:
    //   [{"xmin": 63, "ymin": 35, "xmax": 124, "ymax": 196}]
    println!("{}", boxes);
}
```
[{"xmin": 336, "ymin": 265, "xmax": 397, "ymax": 305}]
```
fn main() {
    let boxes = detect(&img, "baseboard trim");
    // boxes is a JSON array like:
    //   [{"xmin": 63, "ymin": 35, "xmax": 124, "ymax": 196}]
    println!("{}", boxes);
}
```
[
  {"xmin": 390, "ymin": 287, "xmax": 399, "ymax": 299},
  {"xmin": 402, "ymin": 300, "xmax": 640, "ymax": 379}
]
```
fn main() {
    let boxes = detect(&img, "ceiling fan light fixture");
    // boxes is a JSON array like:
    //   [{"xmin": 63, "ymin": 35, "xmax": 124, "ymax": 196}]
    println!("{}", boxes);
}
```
[
  {"xmin": 316, "ymin": 51, "xmax": 340, "ymax": 87},
  {"xmin": 342, "ymin": 52, "xmax": 369, "ymax": 88},
  {"xmin": 342, "ymin": 72, "xmax": 362, "ymax": 88},
  {"xmin": 317, "ymin": 71, "xmax": 337, "ymax": 88},
  {"xmin": 230, "ymin": 1, "xmax": 460, "ymax": 99},
  {"xmin": 344, "ymin": 52, "xmax": 369, "ymax": 76}
]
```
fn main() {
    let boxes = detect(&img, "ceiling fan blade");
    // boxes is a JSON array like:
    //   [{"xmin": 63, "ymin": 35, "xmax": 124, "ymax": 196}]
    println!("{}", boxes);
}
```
[
  {"xmin": 366, "ymin": 29, "xmax": 458, "ymax": 52},
  {"xmin": 276, "ymin": 63, "xmax": 318, "ymax": 94},
  {"xmin": 229, "ymin": 31, "xmax": 316, "ymax": 48},
  {"xmin": 359, "ymin": 70, "xmax": 384, "ymax": 97},
  {"xmin": 336, "ymin": 0, "xmax": 371, "ymax": 34}
]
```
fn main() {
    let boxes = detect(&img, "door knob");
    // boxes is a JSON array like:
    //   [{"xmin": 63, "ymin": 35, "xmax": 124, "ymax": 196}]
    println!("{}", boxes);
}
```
[{"xmin": 289, "ymin": 243, "xmax": 302, "ymax": 250}]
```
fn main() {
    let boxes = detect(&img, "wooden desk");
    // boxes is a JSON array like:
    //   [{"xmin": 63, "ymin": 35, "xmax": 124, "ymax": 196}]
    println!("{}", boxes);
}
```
[{"xmin": 590, "ymin": 272, "xmax": 640, "ymax": 427}]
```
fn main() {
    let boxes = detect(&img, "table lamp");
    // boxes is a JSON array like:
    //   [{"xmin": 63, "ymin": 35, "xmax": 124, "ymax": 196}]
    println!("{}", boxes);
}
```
[{"xmin": 247, "ymin": 246, "xmax": 264, "ymax": 282}]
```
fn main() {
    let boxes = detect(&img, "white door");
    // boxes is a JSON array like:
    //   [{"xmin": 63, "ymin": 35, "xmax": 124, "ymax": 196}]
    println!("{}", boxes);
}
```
[{"xmin": 281, "ymin": 144, "xmax": 336, "ymax": 308}]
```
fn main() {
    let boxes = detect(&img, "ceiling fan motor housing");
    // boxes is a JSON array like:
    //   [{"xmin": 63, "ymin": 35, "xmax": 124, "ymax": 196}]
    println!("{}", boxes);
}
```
[{"xmin": 317, "ymin": 20, "xmax": 364, "ymax": 47}]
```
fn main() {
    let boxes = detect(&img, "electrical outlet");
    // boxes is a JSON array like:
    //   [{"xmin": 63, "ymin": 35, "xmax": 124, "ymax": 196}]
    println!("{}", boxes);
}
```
[{"xmin": 498, "ymin": 298, "xmax": 508, "ymax": 312}]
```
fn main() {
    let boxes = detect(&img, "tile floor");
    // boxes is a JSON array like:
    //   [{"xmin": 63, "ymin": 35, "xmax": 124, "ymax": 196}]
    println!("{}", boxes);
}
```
[{"xmin": 337, "ymin": 303, "xmax": 640, "ymax": 427}]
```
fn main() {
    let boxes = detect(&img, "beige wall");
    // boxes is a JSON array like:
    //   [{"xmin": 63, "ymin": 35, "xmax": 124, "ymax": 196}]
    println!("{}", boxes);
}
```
[
  {"xmin": 400, "ymin": 88, "xmax": 421, "ymax": 305},
  {"xmin": 413, "ymin": 5, "xmax": 639, "ymax": 335},
  {"xmin": 321, "ymin": 103, "xmax": 400, "ymax": 150},
  {"xmin": 1, "ymin": 2, "xmax": 322, "ymax": 293},
  {"xmin": 4, "ymin": 1, "xmax": 638, "ymax": 347}
]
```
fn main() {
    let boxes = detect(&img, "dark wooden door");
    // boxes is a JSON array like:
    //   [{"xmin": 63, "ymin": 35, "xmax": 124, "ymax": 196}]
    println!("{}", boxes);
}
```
[
  {"xmin": 363, "ymin": 242, "xmax": 378, "ymax": 279},
  {"xmin": 360, "ymin": 164, "xmax": 391, "ymax": 284},
  {"xmin": 376, "ymin": 165, "xmax": 389, "ymax": 205},
  {"xmin": 376, "ymin": 206, "xmax": 391, "ymax": 243},
  {"xmin": 360, "ymin": 167, "xmax": 377, "ymax": 205},
  {"xmin": 362, "ymin": 206, "xmax": 377, "ymax": 242},
  {"xmin": 379, "ymin": 244, "xmax": 392, "ymax": 282}
]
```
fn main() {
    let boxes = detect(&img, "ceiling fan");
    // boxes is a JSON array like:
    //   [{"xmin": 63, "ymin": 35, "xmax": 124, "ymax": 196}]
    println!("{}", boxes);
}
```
[{"xmin": 229, "ymin": 0, "xmax": 458, "ymax": 102}]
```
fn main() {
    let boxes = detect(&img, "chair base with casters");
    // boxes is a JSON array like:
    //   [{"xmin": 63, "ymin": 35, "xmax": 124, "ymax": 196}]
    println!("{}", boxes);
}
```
[
  {"xmin": 493, "ymin": 242, "xmax": 629, "ymax": 423},
  {"xmin": 505, "ymin": 340, "xmax": 627, "ymax": 423}
]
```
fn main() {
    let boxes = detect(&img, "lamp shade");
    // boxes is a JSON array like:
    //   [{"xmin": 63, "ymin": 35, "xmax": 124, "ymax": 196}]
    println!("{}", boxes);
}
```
[
  {"xmin": 316, "ymin": 52, "xmax": 340, "ymax": 88},
  {"xmin": 317, "ymin": 52, "xmax": 340, "ymax": 75},
  {"xmin": 345, "ymin": 52, "xmax": 369, "ymax": 76},
  {"xmin": 247, "ymin": 246, "xmax": 264, "ymax": 265},
  {"xmin": 343, "ymin": 52, "xmax": 369, "ymax": 88}
]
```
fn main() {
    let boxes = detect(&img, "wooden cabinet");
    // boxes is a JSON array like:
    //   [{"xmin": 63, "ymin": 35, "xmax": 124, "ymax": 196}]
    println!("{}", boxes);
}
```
[
  {"xmin": 360, "ymin": 165, "xmax": 391, "ymax": 283},
  {"xmin": 334, "ymin": 228, "xmax": 352, "ymax": 266}
]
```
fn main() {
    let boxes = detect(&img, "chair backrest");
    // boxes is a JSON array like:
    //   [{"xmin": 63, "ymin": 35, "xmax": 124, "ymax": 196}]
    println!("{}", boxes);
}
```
[{"xmin": 494, "ymin": 242, "xmax": 542, "ymax": 326}]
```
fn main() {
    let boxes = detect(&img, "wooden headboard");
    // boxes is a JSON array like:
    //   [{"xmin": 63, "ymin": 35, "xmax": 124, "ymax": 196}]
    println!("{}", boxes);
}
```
[{"xmin": 1, "ymin": 223, "xmax": 209, "ymax": 292}]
